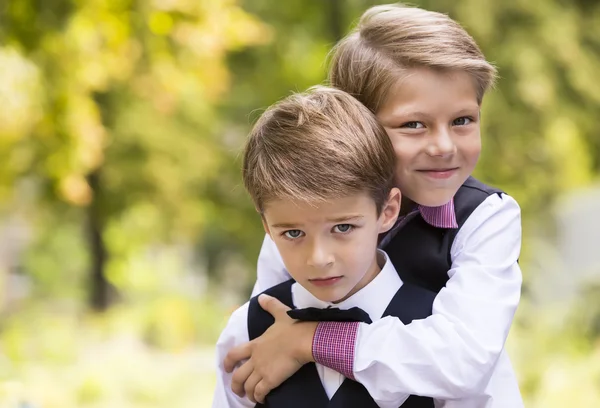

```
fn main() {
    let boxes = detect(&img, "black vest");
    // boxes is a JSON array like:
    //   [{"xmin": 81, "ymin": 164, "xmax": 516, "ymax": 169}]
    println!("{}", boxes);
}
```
[
  {"xmin": 385, "ymin": 177, "xmax": 503, "ymax": 293},
  {"xmin": 247, "ymin": 279, "xmax": 437, "ymax": 408}
]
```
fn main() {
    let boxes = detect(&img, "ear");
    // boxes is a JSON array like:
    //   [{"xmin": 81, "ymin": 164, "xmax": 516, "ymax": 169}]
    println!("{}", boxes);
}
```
[{"xmin": 378, "ymin": 187, "xmax": 401, "ymax": 234}]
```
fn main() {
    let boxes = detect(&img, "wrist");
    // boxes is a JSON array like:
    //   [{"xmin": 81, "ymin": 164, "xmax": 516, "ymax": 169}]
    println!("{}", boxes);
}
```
[{"xmin": 295, "ymin": 321, "xmax": 318, "ymax": 363}]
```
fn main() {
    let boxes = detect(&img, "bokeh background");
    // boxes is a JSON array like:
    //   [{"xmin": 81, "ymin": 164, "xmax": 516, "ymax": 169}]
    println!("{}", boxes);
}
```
[{"xmin": 1, "ymin": 0, "xmax": 600, "ymax": 406}]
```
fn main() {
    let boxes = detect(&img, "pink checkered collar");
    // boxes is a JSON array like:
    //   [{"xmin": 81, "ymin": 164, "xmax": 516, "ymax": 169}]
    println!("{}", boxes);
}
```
[{"xmin": 416, "ymin": 199, "xmax": 458, "ymax": 229}]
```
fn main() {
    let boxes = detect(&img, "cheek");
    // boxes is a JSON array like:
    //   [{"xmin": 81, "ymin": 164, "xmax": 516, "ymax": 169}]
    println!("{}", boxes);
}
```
[
  {"xmin": 391, "ymin": 140, "xmax": 419, "ymax": 170},
  {"xmin": 460, "ymin": 134, "xmax": 481, "ymax": 164},
  {"xmin": 275, "ymin": 245, "xmax": 302, "ymax": 275},
  {"xmin": 343, "ymin": 233, "xmax": 378, "ymax": 274}
]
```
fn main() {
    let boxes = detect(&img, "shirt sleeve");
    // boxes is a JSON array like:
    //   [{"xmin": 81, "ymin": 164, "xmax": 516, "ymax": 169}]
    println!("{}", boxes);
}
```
[
  {"xmin": 251, "ymin": 234, "xmax": 291, "ymax": 297},
  {"xmin": 312, "ymin": 321, "xmax": 360, "ymax": 380},
  {"xmin": 212, "ymin": 302, "xmax": 256, "ymax": 408},
  {"xmin": 316, "ymin": 194, "xmax": 523, "ymax": 400}
]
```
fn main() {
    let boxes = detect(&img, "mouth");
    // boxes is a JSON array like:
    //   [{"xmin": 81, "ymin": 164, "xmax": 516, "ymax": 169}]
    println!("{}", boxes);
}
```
[
  {"xmin": 416, "ymin": 168, "xmax": 459, "ymax": 179},
  {"xmin": 308, "ymin": 276, "xmax": 343, "ymax": 287}
]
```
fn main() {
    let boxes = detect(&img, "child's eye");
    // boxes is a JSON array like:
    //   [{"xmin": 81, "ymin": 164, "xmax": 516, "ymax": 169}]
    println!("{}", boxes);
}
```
[
  {"xmin": 453, "ymin": 116, "xmax": 473, "ymax": 126},
  {"xmin": 332, "ymin": 224, "xmax": 354, "ymax": 234},
  {"xmin": 283, "ymin": 230, "xmax": 304, "ymax": 239},
  {"xmin": 400, "ymin": 121, "xmax": 424, "ymax": 129}
]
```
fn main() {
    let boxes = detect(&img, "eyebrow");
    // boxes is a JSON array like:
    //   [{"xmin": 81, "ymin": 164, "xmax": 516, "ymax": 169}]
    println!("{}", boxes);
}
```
[
  {"xmin": 270, "ymin": 215, "xmax": 365, "ymax": 229},
  {"xmin": 385, "ymin": 110, "xmax": 433, "ymax": 121},
  {"xmin": 454, "ymin": 107, "xmax": 480, "ymax": 116},
  {"xmin": 271, "ymin": 222, "xmax": 301, "ymax": 229},
  {"xmin": 326, "ymin": 215, "xmax": 365, "ymax": 223},
  {"xmin": 385, "ymin": 107, "xmax": 480, "ymax": 121}
]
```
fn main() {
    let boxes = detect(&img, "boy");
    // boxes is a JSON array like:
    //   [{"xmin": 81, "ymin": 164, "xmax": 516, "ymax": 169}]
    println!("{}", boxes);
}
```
[
  {"xmin": 213, "ymin": 86, "xmax": 440, "ymax": 407},
  {"xmin": 224, "ymin": 4, "xmax": 523, "ymax": 407}
]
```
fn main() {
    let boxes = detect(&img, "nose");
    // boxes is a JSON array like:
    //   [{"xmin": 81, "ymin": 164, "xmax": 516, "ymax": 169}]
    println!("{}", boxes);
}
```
[
  {"xmin": 306, "ymin": 240, "xmax": 334, "ymax": 269},
  {"xmin": 426, "ymin": 128, "xmax": 456, "ymax": 157}
]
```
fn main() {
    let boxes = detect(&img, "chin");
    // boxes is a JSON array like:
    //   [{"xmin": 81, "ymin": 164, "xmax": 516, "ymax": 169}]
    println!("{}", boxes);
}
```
[
  {"xmin": 318, "ymin": 294, "xmax": 343, "ymax": 303},
  {"xmin": 316, "ymin": 290, "xmax": 348, "ymax": 304},
  {"xmin": 417, "ymin": 193, "xmax": 456, "ymax": 207}
]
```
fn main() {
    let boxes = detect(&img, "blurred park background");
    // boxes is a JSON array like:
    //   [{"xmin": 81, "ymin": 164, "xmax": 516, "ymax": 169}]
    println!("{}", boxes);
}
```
[{"xmin": 0, "ymin": 0, "xmax": 600, "ymax": 406}]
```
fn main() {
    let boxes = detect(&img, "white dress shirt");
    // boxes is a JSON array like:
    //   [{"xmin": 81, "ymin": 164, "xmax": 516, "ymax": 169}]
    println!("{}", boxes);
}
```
[
  {"xmin": 214, "ymin": 251, "xmax": 429, "ymax": 407},
  {"xmin": 251, "ymin": 193, "xmax": 524, "ymax": 407}
]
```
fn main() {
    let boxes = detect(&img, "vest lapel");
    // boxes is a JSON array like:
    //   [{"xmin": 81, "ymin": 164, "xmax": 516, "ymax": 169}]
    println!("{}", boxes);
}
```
[
  {"xmin": 328, "ymin": 376, "xmax": 380, "ymax": 407},
  {"xmin": 260, "ymin": 363, "xmax": 329, "ymax": 407}
]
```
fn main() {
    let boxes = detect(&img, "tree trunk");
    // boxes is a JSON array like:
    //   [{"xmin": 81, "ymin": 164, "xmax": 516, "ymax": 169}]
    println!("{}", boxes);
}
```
[{"xmin": 86, "ymin": 169, "xmax": 115, "ymax": 311}]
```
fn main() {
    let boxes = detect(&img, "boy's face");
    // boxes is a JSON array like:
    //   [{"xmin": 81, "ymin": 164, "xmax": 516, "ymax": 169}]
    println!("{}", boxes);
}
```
[
  {"xmin": 262, "ymin": 190, "xmax": 400, "ymax": 303},
  {"xmin": 376, "ymin": 67, "xmax": 481, "ymax": 207}
]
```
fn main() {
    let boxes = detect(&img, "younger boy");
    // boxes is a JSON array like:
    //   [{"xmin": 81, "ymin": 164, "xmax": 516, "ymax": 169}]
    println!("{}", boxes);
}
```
[
  {"xmin": 225, "ymin": 4, "xmax": 523, "ymax": 407},
  {"xmin": 213, "ymin": 86, "xmax": 440, "ymax": 407}
]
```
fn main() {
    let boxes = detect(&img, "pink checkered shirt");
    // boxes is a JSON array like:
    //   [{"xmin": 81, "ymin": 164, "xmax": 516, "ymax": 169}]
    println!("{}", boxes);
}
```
[{"xmin": 312, "ymin": 199, "xmax": 458, "ymax": 380}]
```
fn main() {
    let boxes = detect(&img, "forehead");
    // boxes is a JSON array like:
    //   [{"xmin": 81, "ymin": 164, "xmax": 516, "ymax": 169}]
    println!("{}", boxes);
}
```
[
  {"xmin": 376, "ymin": 67, "xmax": 480, "ymax": 123},
  {"xmin": 263, "ymin": 193, "xmax": 377, "ymax": 223}
]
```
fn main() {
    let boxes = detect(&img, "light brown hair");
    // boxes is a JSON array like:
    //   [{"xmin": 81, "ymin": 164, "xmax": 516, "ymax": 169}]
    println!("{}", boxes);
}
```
[
  {"xmin": 243, "ymin": 86, "xmax": 395, "ymax": 214},
  {"xmin": 329, "ymin": 3, "xmax": 497, "ymax": 112}
]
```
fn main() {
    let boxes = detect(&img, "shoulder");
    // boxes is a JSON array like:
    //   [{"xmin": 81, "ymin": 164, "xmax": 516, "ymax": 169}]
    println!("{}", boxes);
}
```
[
  {"xmin": 252, "ymin": 279, "xmax": 296, "ymax": 307},
  {"xmin": 247, "ymin": 279, "xmax": 295, "ymax": 340},
  {"xmin": 451, "ymin": 192, "xmax": 521, "ymax": 258},
  {"xmin": 455, "ymin": 178, "xmax": 520, "ymax": 224},
  {"xmin": 468, "ymin": 191, "xmax": 521, "ymax": 223}
]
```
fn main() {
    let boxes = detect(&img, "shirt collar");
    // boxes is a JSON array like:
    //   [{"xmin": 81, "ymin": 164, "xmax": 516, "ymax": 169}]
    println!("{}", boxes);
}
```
[
  {"xmin": 291, "ymin": 250, "xmax": 402, "ymax": 322},
  {"xmin": 417, "ymin": 198, "xmax": 458, "ymax": 229}
]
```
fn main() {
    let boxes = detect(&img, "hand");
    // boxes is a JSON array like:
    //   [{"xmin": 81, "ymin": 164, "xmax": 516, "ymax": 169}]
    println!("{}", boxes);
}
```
[{"xmin": 223, "ymin": 294, "xmax": 318, "ymax": 403}]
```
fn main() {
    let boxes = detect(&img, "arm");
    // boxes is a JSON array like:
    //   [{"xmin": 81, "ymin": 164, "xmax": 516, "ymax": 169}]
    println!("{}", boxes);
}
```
[
  {"xmin": 224, "ymin": 295, "xmax": 317, "ymax": 403},
  {"xmin": 251, "ymin": 234, "xmax": 291, "ymax": 297},
  {"xmin": 212, "ymin": 303, "xmax": 256, "ymax": 408},
  {"xmin": 317, "ymin": 194, "xmax": 522, "ymax": 400}
]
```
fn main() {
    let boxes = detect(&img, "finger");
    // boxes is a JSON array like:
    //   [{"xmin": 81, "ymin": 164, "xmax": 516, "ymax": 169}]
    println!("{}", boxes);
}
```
[
  {"xmin": 254, "ymin": 379, "xmax": 273, "ymax": 404},
  {"xmin": 258, "ymin": 294, "xmax": 291, "ymax": 319},
  {"xmin": 231, "ymin": 360, "xmax": 254, "ymax": 397},
  {"xmin": 224, "ymin": 341, "xmax": 253, "ymax": 373},
  {"xmin": 244, "ymin": 370, "xmax": 263, "ymax": 403}
]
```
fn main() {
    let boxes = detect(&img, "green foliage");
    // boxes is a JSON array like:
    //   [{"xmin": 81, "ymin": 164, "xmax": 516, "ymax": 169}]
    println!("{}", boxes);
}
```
[{"xmin": 0, "ymin": 0, "xmax": 273, "ymax": 304}]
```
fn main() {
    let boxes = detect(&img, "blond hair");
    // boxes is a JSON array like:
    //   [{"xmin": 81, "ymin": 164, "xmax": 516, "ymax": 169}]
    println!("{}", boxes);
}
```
[
  {"xmin": 243, "ymin": 86, "xmax": 395, "ymax": 213},
  {"xmin": 329, "ymin": 3, "xmax": 497, "ymax": 112}
]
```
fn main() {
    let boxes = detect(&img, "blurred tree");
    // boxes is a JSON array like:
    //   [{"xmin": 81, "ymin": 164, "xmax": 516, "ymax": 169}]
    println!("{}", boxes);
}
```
[{"xmin": 0, "ymin": 0, "xmax": 271, "ymax": 310}]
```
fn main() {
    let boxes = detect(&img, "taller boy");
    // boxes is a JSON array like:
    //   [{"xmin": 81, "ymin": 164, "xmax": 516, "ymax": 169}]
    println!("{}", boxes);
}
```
[{"xmin": 226, "ymin": 3, "xmax": 523, "ymax": 407}]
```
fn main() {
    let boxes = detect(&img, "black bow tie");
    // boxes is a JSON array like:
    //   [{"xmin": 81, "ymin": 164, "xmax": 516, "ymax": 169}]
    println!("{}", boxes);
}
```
[{"xmin": 287, "ymin": 306, "xmax": 372, "ymax": 324}]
